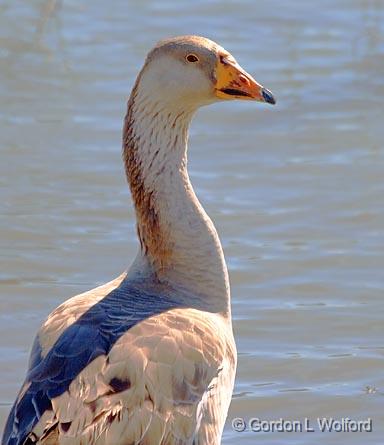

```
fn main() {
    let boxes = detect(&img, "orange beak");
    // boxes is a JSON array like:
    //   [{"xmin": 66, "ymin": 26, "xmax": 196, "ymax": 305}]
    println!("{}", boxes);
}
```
[{"xmin": 214, "ymin": 55, "xmax": 276, "ymax": 104}]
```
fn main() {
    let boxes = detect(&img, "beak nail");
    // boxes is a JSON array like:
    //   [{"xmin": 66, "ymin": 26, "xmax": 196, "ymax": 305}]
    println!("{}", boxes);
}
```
[{"xmin": 261, "ymin": 88, "xmax": 276, "ymax": 105}]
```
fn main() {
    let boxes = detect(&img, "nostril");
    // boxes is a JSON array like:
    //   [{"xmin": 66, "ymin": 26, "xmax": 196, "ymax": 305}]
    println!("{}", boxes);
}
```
[{"xmin": 238, "ymin": 74, "xmax": 249, "ymax": 85}]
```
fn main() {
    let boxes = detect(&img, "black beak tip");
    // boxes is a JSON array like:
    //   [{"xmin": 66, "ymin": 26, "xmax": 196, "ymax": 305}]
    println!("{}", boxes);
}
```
[{"xmin": 261, "ymin": 88, "xmax": 276, "ymax": 105}]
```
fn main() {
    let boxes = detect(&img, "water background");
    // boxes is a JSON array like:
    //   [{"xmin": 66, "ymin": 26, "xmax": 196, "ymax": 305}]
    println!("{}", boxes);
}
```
[{"xmin": 0, "ymin": 1, "xmax": 383, "ymax": 443}]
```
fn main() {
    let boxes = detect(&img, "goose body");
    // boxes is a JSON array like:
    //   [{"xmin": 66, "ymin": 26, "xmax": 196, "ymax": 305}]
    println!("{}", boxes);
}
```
[{"xmin": 2, "ymin": 36, "xmax": 275, "ymax": 445}]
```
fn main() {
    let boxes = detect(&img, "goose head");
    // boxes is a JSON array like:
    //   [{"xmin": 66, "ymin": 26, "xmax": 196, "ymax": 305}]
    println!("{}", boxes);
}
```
[{"xmin": 136, "ymin": 35, "xmax": 276, "ymax": 111}]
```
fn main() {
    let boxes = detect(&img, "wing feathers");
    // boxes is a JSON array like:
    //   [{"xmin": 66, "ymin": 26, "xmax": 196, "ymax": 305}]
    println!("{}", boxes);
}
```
[{"xmin": 3, "ymin": 283, "xmax": 235, "ymax": 445}]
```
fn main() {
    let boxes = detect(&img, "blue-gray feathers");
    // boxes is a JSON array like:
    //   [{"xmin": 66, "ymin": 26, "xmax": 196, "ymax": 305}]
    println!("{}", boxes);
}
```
[{"xmin": 2, "ymin": 282, "xmax": 186, "ymax": 445}]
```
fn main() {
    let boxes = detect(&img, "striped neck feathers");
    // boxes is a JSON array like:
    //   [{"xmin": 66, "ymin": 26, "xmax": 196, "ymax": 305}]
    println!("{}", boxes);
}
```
[{"xmin": 122, "ymin": 79, "xmax": 230, "ymax": 309}]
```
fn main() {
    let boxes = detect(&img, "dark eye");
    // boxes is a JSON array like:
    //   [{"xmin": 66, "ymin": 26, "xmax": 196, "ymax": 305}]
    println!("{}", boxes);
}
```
[{"xmin": 186, "ymin": 54, "xmax": 199, "ymax": 63}]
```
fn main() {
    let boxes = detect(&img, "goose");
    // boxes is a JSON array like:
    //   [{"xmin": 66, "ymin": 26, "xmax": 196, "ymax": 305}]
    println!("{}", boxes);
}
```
[{"xmin": 2, "ymin": 35, "xmax": 275, "ymax": 445}]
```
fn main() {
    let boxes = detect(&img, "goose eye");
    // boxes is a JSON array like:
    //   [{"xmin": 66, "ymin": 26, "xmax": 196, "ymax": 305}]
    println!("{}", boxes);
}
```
[{"xmin": 186, "ymin": 54, "xmax": 199, "ymax": 63}]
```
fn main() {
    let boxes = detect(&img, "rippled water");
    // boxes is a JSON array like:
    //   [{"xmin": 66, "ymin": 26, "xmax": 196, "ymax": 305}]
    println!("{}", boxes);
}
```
[{"xmin": 1, "ymin": 0, "xmax": 383, "ymax": 443}]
